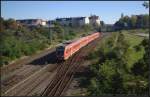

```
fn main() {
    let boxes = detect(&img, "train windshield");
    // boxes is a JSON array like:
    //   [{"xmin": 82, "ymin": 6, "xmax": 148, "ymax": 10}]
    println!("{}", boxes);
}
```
[{"xmin": 56, "ymin": 46, "xmax": 64, "ymax": 55}]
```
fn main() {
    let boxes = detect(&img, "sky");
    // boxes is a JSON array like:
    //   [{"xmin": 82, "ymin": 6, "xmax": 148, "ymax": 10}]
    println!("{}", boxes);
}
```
[{"xmin": 1, "ymin": 1, "xmax": 149, "ymax": 24}]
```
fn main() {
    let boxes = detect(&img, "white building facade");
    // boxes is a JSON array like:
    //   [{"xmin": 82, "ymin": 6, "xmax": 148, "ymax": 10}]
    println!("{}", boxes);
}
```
[
  {"xmin": 41, "ymin": 20, "xmax": 47, "ymax": 26},
  {"xmin": 55, "ymin": 15, "xmax": 100, "ymax": 27},
  {"xmin": 56, "ymin": 17, "xmax": 90, "ymax": 26}
]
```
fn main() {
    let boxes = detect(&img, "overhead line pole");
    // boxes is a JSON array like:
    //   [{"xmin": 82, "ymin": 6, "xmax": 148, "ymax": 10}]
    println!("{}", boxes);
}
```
[{"xmin": 49, "ymin": 21, "xmax": 52, "ymax": 45}]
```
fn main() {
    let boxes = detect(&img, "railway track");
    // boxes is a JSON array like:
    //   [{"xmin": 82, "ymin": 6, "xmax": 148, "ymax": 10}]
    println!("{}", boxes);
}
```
[
  {"xmin": 60, "ymin": 37, "xmax": 99, "ymax": 96},
  {"xmin": 3, "ymin": 46, "xmax": 64, "ymax": 96},
  {"xmin": 41, "ymin": 37, "xmax": 100, "ymax": 96},
  {"xmin": 3, "ymin": 63, "xmax": 58, "ymax": 96},
  {"xmin": 42, "ymin": 50, "xmax": 82, "ymax": 96},
  {"xmin": 41, "ymin": 53, "xmax": 77, "ymax": 95},
  {"xmin": 1, "ymin": 47, "xmax": 56, "ymax": 75},
  {"xmin": 1, "ymin": 65, "xmax": 44, "ymax": 94},
  {"xmin": 1, "ymin": 48, "xmax": 57, "ymax": 94}
]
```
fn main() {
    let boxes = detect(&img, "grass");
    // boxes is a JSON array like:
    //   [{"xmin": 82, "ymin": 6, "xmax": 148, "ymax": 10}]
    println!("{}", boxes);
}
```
[
  {"xmin": 123, "ymin": 32, "xmax": 144, "ymax": 47},
  {"xmin": 121, "ymin": 28, "xmax": 149, "ymax": 34},
  {"xmin": 123, "ymin": 32, "xmax": 145, "ymax": 70}
]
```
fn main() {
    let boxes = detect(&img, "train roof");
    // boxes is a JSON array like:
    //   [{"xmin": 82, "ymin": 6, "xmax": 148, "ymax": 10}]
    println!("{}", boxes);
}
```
[
  {"xmin": 62, "ymin": 38, "xmax": 78, "ymax": 46},
  {"xmin": 57, "ymin": 32, "xmax": 99, "ymax": 48}
]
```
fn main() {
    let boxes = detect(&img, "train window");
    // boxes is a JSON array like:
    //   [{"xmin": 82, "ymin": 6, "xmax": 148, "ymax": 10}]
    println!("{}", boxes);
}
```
[
  {"xmin": 57, "ymin": 50, "xmax": 64, "ymax": 55},
  {"xmin": 56, "ymin": 46, "xmax": 64, "ymax": 55}
]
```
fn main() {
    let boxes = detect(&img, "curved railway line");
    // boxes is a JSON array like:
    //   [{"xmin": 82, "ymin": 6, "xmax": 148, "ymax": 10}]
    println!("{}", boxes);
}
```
[
  {"xmin": 1, "ymin": 33, "xmax": 103, "ymax": 96},
  {"xmin": 41, "ymin": 37, "xmax": 100, "ymax": 96}
]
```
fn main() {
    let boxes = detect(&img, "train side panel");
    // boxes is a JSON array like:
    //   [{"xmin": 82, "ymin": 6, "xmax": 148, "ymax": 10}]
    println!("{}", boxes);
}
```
[
  {"xmin": 64, "ymin": 46, "xmax": 71, "ymax": 60},
  {"xmin": 63, "ymin": 32, "xmax": 100, "ymax": 60}
]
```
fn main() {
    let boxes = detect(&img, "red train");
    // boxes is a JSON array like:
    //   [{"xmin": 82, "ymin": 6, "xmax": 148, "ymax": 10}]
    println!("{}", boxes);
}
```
[{"xmin": 56, "ymin": 32, "xmax": 101, "ymax": 60}]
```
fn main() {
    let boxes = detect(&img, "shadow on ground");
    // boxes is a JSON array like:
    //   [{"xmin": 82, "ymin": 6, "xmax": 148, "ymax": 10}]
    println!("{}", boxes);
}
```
[{"xmin": 29, "ymin": 51, "xmax": 59, "ymax": 65}]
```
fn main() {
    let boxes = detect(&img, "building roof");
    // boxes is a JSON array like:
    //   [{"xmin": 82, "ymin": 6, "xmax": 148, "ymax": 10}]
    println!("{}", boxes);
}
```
[
  {"xmin": 16, "ymin": 19, "xmax": 46, "ymax": 23},
  {"xmin": 17, "ymin": 19, "xmax": 42, "ymax": 21},
  {"xmin": 56, "ymin": 17, "xmax": 86, "ymax": 21}
]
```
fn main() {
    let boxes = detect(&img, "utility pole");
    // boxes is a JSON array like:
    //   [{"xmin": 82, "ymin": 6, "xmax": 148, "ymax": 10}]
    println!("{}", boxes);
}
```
[
  {"xmin": 49, "ymin": 21, "xmax": 52, "ymax": 45},
  {"xmin": 63, "ymin": 28, "xmax": 65, "ymax": 41}
]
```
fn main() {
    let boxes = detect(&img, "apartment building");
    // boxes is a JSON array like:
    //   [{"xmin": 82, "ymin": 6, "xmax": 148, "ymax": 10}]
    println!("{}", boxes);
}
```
[
  {"xmin": 16, "ymin": 15, "xmax": 100, "ymax": 27},
  {"xmin": 56, "ymin": 17, "xmax": 89, "ymax": 26},
  {"xmin": 55, "ymin": 15, "xmax": 100, "ymax": 27},
  {"xmin": 16, "ymin": 19, "xmax": 46, "ymax": 27}
]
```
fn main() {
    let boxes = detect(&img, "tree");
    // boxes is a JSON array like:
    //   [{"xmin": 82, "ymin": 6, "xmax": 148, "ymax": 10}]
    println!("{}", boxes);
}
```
[
  {"xmin": 100, "ymin": 21, "xmax": 105, "ymax": 27},
  {"xmin": 114, "ymin": 14, "xmax": 149, "ymax": 30},
  {"xmin": 111, "ymin": 71, "xmax": 124, "ymax": 94},
  {"xmin": 130, "ymin": 15, "xmax": 137, "ymax": 28},
  {"xmin": 143, "ymin": 15, "xmax": 149, "ymax": 28},
  {"xmin": 53, "ymin": 25, "xmax": 64, "ymax": 39},
  {"xmin": 142, "ymin": 1, "xmax": 149, "ymax": 9},
  {"xmin": 4, "ymin": 18, "xmax": 18, "ymax": 30},
  {"xmin": 0, "ymin": 17, "xmax": 5, "ymax": 32},
  {"xmin": 123, "ymin": 16, "xmax": 131, "ymax": 28},
  {"xmin": 114, "ymin": 19, "xmax": 125, "ymax": 30}
]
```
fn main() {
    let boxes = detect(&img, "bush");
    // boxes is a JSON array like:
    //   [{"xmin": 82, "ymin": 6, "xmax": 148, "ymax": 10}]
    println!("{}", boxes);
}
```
[{"xmin": 82, "ymin": 32, "xmax": 148, "ymax": 95}]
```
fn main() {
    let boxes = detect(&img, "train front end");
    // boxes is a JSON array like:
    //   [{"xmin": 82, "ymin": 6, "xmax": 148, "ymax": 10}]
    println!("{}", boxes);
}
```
[{"xmin": 56, "ymin": 46, "xmax": 65, "ymax": 61}]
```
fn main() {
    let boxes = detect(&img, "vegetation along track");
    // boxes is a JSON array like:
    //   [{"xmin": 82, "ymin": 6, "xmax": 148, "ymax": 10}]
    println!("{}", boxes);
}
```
[{"xmin": 41, "ymin": 36, "xmax": 101, "ymax": 96}]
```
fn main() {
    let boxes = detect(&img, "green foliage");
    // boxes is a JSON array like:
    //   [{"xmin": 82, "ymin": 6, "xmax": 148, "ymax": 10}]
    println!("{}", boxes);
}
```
[
  {"xmin": 0, "ymin": 56, "xmax": 10, "ymax": 65},
  {"xmin": 123, "ymin": 32, "xmax": 145, "ymax": 69},
  {"xmin": 142, "ymin": 1, "xmax": 149, "ymax": 9},
  {"xmin": 131, "ymin": 39, "xmax": 149, "ymax": 78},
  {"xmin": 134, "ymin": 45, "xmax": 142, "ymax": 52},
  {"xmin": 87, "ymin": 60, "xmax": 125, "ymax": 95},
  {"xmin": 115, "ymin": 14, "xmax": 149, "ymax": 30},
  {"xmin": 1, "ymin": 36, "xmax": 22, "ymax": 59},
  {"xmin": 81, "ymin": 32, "xmax": 148, "ymax": 95}
]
